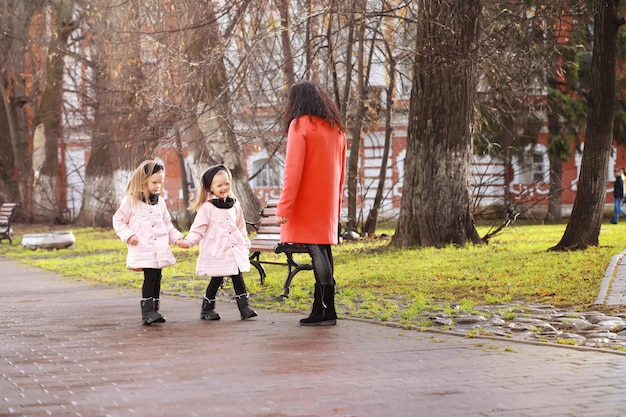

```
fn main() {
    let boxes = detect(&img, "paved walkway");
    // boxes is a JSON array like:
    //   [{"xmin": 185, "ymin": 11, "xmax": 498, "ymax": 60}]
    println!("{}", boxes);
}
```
[
  {"xmin": 595, "ymin": 248, "xmax": 626, "ymax": 305},
  {"xmin": 2, "ymin": 259, "xmax": 626, "ymax": 417}
]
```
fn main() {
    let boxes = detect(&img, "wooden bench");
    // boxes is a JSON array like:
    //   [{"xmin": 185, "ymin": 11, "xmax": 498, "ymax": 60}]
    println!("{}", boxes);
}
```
[
  {"xmin": 247, "ymin": 200, "xmax": 313, "ymax": 298},
  {"xmin": 0, "ymin": 203, "xmax": 19, "ymax": 244}
]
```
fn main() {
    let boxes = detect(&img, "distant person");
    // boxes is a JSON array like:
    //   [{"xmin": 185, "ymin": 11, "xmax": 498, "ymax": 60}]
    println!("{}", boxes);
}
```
[
  {"xmin": 177, "ymin": 165, "xmax": 257, "ymax": 320},
  {"xmin": 113, "ymin": 160, "xmax": 185, "ymax": 325},
  {"xmin": 622, "ymin": 168, "xmax": 626, "ymax": 207},
  {"xmin": 611, "ymin": 167, "xmax": 626, "ymax": 224},
  {"xmin": 276, "ymin": 80, "xmax": 347, "ymax": 326}
]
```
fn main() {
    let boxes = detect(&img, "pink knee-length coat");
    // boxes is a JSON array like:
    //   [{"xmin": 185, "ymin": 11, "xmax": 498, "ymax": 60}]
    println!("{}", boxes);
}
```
[
  {"xmin": 276, "ymin": 116, "xmax": 346, "ymax": 245},
  {"xmin": 183, "ymin": 200, "xmax": 251, "ymax": 277},
  {"xmin": 112, "ymin": 196, "xmax": 183, "ymax": 270}
]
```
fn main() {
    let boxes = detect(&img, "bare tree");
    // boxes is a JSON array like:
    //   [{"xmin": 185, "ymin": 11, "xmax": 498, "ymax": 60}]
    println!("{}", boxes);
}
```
[
  {"xmin": 32, "ymin": 0, "xmax": 80, "ymax": 222},
  {"xmin": 0, "ymin": 0, "xmax": 46, "ymax": 216},
  {"xmin": 363, "ymin": 37, "xmax": 396, "ymax": 235},
  {"xmin": 345, "ymin": 0, "xmax": 367, "ymax": 232},
  {"xmin": 179, "ymin": 0, "xmax": 260, "ymax": 221},
  {"xmin": 76, "ymin": 0, "xmax": 155, "ymax": 226}
]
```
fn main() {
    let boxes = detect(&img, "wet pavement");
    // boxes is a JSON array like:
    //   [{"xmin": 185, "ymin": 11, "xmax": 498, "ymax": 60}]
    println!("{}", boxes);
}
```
[{"xmin": 2, "ymin": 259, "xmax": 626, "ymax": 417}]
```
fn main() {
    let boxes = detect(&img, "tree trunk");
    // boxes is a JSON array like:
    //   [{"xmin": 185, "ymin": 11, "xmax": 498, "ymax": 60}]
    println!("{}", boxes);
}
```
[
  {"xmin": 346, "ymin": 15, "xmax": 366, "ymax": 232},
  {"xmin": 363, "ymin": 55, "xmax": 395, "ymax": 236},
  {"xmin": 552, "ymin": 2, "xmax": 622, "ymax": 250},
  {"xmin": 0, "ymin": 0, "xmax": 43, "ymax": 218},
  {"xmin": 184, "ymin": 0, "xmax": 259, "ymax": 221},
  {"xmin": 546, "ymin": 83, "xmax": 563, "ymax": 222},
  {"xmin": 391, "ymin": 0, "xmax": 482, "ymax": 248},
  {"xmin": 77, "ymin": 1, "xmax": 152, "ymax": 227},
  {"xmin": 75, "ymin": 62, "xmax": 118, "ymax": 228},
  {"xmin": 33, "ymin": 3, "xmax": 77, "ymax": 223},
  {"xmin": 174, "ymin": 134, "xmax": 194, "ymax": 229},
  {"xmin": 546, "ymin": 153, "xmax": 563, "ymax": 222},
  {"xmin": 276, "ymin": 0, "xmax": 295, "ymax": 89}
]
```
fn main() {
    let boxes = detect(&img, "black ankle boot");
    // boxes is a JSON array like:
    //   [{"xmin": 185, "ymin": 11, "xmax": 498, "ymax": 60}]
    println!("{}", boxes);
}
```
[
  {"xmin": 141, "ymin": 298, "xmax": 165, "ymax": 325},
  {"xmin": 235, "ymin": 293, "xmax": 258, "ymax": 320},
  {"xmin": 200, "ymin": 297, "xmax": 221, "ymax": 320},
  {"xmin": 300, "ymin": 284, "xmax": 337, "ymax": 326},
  {"xmin": 153, "ymin": 298, "xmax": 166, "ymax": 323},
  {"xmin": 299, "ymin": 284, "xmax": 322, "ymax": 324}
]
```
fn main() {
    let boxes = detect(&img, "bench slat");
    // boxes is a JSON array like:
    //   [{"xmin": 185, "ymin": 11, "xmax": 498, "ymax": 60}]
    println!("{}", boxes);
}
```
[
  {"xmin": 262, "ymin": 207, "xmax": 278, "ymax": 216},
  {"xmin": 0, "ymin": 203, "xmax": 19, "ymax": 245},
  {"xmin": 250, "ymin": 241, "xmax": 279, "ymax": 251},
  {"xmin": 254, "ymin": 225, "xmax": 281, "ymax": 235}
]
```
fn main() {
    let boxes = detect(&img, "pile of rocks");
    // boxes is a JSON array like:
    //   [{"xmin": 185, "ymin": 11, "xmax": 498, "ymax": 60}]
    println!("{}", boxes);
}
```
[{"xmin": 428, "ymin": 303, "xmax": 626, "ymax": 351}]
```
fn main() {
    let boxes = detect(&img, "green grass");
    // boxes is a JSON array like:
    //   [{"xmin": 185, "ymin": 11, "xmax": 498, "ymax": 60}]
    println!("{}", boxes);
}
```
[{"xmin": 1, "ymin": 221, "xmax": 623, "ymax": 327}]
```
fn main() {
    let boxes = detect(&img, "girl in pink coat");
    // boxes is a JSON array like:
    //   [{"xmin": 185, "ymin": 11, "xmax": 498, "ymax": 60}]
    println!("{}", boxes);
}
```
[
  {"xmin": 276, "ymin": 81, "xmax": 347, "ymax": 326},
  {"xmin": 112, "ymin": 160, "xmax": 185, "ymax": 325},
  {"xmin": 178, "ymin": 165, "xmax": 257, "ymax": 321}
]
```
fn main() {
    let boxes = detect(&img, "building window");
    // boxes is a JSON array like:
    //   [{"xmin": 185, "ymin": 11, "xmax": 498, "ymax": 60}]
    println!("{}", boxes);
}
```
[
  {"xmin": 251, "ymin": 157, "xmax": 282, "ymax": 187},
  {"xmin": 522, "ymin": 152, "xmax": 546, "ymax": 184}
]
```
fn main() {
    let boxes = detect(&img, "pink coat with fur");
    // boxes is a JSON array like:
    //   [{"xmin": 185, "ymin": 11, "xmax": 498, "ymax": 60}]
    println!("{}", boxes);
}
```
[{"xmin": 112, "ymin": 196, "xmax": 183, "ymax": 270}]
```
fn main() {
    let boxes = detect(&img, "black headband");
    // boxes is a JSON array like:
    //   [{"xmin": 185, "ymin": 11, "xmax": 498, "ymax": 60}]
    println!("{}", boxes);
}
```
[
  {"xmin": 144, "ymin": 162, "xmax": 164, "ymax": 176},
  {"xmin": 202, "ymin": 164, "xmax": 227, "ymax": 189}
]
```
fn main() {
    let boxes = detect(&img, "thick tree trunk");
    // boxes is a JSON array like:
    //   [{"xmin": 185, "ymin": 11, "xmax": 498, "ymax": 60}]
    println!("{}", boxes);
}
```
[
  {"xmin": 391, "ymin": 0, "xmax": 482, "ymax": 248},
  {"xmin": 0, "ymin": 81, "xmax": 25, "ymax": 204},
  {"xmin": 75, "ymin": 61, "xmax": 118, "ymax": 227},
  {"xmin": 552, "ymin": 2, "xmax": 621, "ymax": 250},
  {"xmin": 0, "ymin": 0, "xmax": 43, "ymax": 218},
  {"xmin": 33, "ymin": 5, "xmax": 77, "ymax": 222},
  {"xmin": 77, "ymin": 2, "xmax": 152, "ymax": 227},
  {"xmin": 183, "ymin": 0, "xmax": 259, "ymax": 221}
]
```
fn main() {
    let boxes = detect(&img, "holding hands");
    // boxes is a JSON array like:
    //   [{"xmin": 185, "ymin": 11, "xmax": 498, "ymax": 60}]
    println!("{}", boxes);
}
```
[{"xmin": 176, "ymin": 238, "xmax": 192, "ymax": 249}]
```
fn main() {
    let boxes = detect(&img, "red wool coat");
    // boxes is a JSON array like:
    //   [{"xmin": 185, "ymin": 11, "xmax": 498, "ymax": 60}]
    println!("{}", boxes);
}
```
[{"xmin": 276, "ymin": 116, "xmax": 346, "ymax": 244}]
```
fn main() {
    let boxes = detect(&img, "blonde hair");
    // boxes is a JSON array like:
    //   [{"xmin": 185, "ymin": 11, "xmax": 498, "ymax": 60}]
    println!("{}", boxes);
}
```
[
  {"xmin": 126, "ymin": 160, "xmax": 164, "ymax": 203},
  {"xmin": 189, "ymin": 165, "xmax": 237, "ymax": 212}
]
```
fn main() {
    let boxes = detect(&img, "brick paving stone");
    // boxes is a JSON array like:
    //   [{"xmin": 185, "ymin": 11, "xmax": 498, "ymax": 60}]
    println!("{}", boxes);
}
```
[{"xmin": 2, "ymin": 259, "xmax": 626, "ymax": 417}]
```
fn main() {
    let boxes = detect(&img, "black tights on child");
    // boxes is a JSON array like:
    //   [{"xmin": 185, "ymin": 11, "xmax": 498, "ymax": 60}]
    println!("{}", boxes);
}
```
[
  {"xmin": 205, "ymin": 273, "xmax": 246, "ymax": 298},
  {"xmin": 142, "ymin": 268, "xmax": 162, "ymax": 298}
]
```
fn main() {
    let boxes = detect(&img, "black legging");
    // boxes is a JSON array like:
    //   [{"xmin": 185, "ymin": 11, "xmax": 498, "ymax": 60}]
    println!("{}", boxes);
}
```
[
  {"xmin": 142, "ymin": 268, "xmax": 162, "ymax": 298},
  {"xmin": 306, "ymin": 244, "xmax": 335, "ymax": 286},
  {"xmin": 205, "ymin": 272, "xmax": 247, "ymax": 299}
]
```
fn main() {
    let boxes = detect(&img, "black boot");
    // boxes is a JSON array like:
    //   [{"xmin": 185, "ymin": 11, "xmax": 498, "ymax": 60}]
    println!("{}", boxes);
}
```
[
  {"xmin": 299, "ymin": 284, "xmax": 323, "ymax": 325},
  {"xmin": 141, "ymin": 298, "xmax": 165, "ymax": 325},
  {"xmin": 153, "ymin": 298, "xmax": 166, "ymax": 323},
  {"xmin": 235, "ymin": 293, "xmax": 258, "ymax": 320},
  {"xmin": 200, "ymin": 297, "xmax": 221, "ymax": 320},
  {"xmin": 300, "ymin": 284, "xmax": 337, "ymax": 326}
]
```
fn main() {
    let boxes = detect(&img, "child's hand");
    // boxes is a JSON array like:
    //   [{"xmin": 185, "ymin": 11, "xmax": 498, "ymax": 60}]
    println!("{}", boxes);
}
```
[
  {"xmin": 176, "ymin": 239, "xmax": 192, "ymax": 249},
  {"xmin": 127, "ymin": 235, "xmax": 139, "ymax": 246}
]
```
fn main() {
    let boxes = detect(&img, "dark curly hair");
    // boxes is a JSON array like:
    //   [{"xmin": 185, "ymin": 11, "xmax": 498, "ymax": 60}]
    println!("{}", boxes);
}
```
[{"xmin": 283, "ymin": 81, "xmax": 345, "ymax": 134}]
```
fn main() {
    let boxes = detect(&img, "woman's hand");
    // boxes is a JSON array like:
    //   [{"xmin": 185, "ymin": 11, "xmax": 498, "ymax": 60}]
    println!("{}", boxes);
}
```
[{"xmin": 277, "ymin": 216, "xmax": 288, "ymax": 224}]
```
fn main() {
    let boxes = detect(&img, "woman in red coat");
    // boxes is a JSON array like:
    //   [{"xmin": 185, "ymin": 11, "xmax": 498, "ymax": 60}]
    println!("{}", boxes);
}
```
[{"xmin": 276, "ymin": 81, "xmax": 347, "ymax": 326}]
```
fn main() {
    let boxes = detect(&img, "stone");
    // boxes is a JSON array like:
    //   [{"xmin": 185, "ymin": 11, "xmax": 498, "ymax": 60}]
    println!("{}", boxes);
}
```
[
  {"xmin": 453, "ymin": 315, "xmax": 487, "ymax": 324},
  {"xmin": 22, "ymin": 231, "xmax": 75, "ymax": 250}
]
